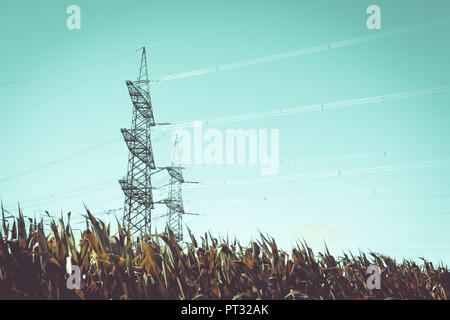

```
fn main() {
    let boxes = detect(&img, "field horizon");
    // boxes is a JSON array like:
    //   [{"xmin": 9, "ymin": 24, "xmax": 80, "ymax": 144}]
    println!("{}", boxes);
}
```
[{"xmin": 1, "ymin": 206, "xmax": 448, "ymax": 300}]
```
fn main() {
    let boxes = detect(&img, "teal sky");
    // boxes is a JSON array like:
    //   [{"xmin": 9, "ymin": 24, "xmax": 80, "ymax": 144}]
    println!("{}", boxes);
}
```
[{"xmin": 1, "ymin": 0, "xmax": 450, "ymax": 264}]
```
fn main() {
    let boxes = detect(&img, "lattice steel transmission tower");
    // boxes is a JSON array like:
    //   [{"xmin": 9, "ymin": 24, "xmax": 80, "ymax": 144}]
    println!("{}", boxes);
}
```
[
  {"xmin": 165, "ymin": 136, "xmax": 185, "ymax": 242},
  {"xmin": 164, "ymin": 136, "xmax": 197, "ymax": 242},
  {"xmin": 120, "ymin": 47, "xmax": 156, "ymax": 238}
]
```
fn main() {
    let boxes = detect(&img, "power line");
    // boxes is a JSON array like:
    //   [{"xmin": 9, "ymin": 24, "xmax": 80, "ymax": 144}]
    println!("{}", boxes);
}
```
[
  {"xmin": 150, "ymin": 18, "xmax": 450, "ymax": 83},
  {"xmin": 3, "ymin": 18, "xmax": 447, "ymax": 90},
  {"xmin": 4, "ymin": 179, "xmax": 119, "ymax": 211},
  {"xmin": 6, "ymin": 157, "xmax": 450, "ymax": 213},
  {"xmin": 8, "ymin": 178, "xmax": 117, "ymax": 207},
  {"xmin": 150, "ymin": 10, "xmax": 304, "ymax": 47},
  {"xmin": 0, "ymin": 81, "xmax": 83, "ymax": 128},
  {"xmin": 0, "ymin": 79, "xmax": 448, "ymax": 199},
  {"xmin": 2, "ymin": 78, "xmax": 450, "ymax": 190},
  {"xmin": 0, "ymin": 130, "xmax": 170, "ymax": 186},
  {"xmin": 0, "ymin": 50, "xmax": 135, "ymax": 88},
  {"xmin": 0, "ymin": 137, "xmax": 121, "ymax": 184},
  {"xmin": 187, "ymin": 158, "xmax": 450, "ymax": 189},
  {"xmin": 0, "ymin": 9, "xmax": 304, "ymax": 89},
  {"xmin": 156, "ymin": 83, "xmax": 450, "ymax": 130}
]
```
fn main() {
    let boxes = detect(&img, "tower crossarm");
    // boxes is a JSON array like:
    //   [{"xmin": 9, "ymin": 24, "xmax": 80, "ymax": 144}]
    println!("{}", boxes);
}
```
[
  {"xmin": 166, "ymin": 167, "xmax": 184, "ymax": 183},
  {"xmin": 119, "ymin": 178, "xmax": 154, "ymax": 207},
  {"xmin": 119, "ymin": 178, "xmax": 138, "ymax": 197},
  {"xmin": 121, "ymin": 128, "xmax": 156, "ymax": 169},
  {"xmin": 163, "ymin": 199, "xmax": 185, "ymax": 213},
  {"xmin": 126, "ymin": 80, "xmax": 155, "ymax": 125}
]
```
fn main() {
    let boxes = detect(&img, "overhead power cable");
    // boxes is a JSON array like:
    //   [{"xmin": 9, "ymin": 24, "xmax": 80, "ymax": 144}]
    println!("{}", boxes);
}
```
[
  {"xmin": 0, "ymin": 130, "xmax": 170, "ymax": 185},
  {"xmin": 157, "ymin": 84, "xmax": 450, "ymax": 130},
  {"xmin": 6, "ymin": 157, "xmax": 450, "ymax": 212},
  {"xmin": 0, "ymin": 137, "xmax": 121, "ymax": 184},
  {"xmin": 150, "ymin": 18, "xmax": 450, "ymax": 83},
  {"xmin": 2, "ymin": 82, "xmax": 449, "ymax": 189},
  {"xmin": 0, "ymin": 51, "xmax": 135, "ymax": 88},
  {"xmin": 0, "ymin": 10, "xmax": 302, "ymax": 88},
  {"xmin": 189, "ymin": 158, "xmax": 450, "ymax": 189},
  {"xmin": 149, "ymin": 10, "xmax": 304, "ymax": 48}
]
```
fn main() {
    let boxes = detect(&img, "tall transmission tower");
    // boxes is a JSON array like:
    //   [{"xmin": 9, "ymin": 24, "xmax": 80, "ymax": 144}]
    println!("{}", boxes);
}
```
[
  {"xmin": 119, "ymin": 47, "xmax": 156, "ymax": 238},
  {"xmin": 164, "ymin": 136, "xmax": 197, "ymax": 242}
]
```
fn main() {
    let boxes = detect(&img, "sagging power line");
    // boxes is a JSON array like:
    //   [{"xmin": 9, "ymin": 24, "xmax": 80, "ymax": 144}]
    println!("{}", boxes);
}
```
[
  {"xmin": 5, "ymin": 156, "xmax": 450, "ymax": 213},
  {"xmin": 0, "ymin": 51, "xmax": 136, "ymax": 87},
  {"xmin": 2, "ymin": 80, "xmax": 449, "ymax": 189},
  {"xmin": 150, "ymin": 18, "xmax": 450, "ymax": 83},
  {"xmin": 3, "ymin": 18, "xmax": 448, "ymax": 89}
]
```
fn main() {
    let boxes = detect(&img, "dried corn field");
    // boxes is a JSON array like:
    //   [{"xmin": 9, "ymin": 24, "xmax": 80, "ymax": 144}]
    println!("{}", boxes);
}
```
[{"xmin": 0, "ymin": 207, "xmax": 449, "ymax": 300}]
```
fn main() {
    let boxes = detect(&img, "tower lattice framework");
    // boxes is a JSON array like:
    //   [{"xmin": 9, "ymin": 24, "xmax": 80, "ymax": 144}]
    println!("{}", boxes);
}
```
[
  {"xmin": 120, "ymin": 47, "xmax": 156, "ymax": 238},
  {"xmin": 165, "ymin": 136, "xmax": 186, "ymax": 242}
]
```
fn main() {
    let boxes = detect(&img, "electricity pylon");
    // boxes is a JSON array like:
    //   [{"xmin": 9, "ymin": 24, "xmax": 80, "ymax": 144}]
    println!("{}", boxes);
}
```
[
  {"xmin": 165, "ymin": 136, "xmax": 197, "ymax": 242},
  {"xmin": 119, "ymin": 47, "xmax": 156, "ymax": 238}
]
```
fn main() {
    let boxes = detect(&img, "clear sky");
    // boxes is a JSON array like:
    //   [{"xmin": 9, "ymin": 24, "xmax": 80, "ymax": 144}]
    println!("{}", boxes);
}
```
[{"xmin": 1, "ymin": 0, "xmax": 450, "ymax": 264}]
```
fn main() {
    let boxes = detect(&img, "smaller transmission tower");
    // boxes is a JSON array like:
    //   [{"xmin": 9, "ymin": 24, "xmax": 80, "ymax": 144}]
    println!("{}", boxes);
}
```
[{"xmin": 165, "ymin": 136, "xmax": 197, "ymax": 242}]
